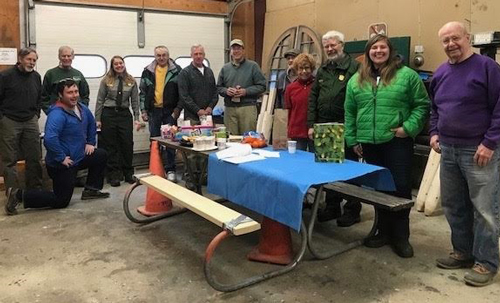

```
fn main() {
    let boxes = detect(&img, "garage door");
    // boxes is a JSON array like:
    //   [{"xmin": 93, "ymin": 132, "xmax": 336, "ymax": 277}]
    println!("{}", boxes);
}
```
[{"xmin": 33, "ymin": 2, "xmax": 225, "ymax": 153}]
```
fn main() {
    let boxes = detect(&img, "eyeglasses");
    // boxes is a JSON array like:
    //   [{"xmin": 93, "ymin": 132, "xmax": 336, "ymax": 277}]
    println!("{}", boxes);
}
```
[
  {"xmin": 298, "ymin": 66, "xmax": 312, "ymax": 72},
  {"xmin": 441, "ymin": 35, "xmax": 464, "ymax": 45}
]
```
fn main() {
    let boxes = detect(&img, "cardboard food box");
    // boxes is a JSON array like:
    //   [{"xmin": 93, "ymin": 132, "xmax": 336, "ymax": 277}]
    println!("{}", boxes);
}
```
[{"xmin": 313, "ymin": 123, "xmax": 345, "ymax": 163}]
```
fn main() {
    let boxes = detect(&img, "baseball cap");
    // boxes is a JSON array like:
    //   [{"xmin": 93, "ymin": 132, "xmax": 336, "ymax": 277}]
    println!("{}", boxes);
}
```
[
  {"xmin": 284, "ymin": 48, "xmax": 300, "ymax": 58},
  {"xmin": 230, "ymin": 39, "xmax": 245, "ymax": 47}
]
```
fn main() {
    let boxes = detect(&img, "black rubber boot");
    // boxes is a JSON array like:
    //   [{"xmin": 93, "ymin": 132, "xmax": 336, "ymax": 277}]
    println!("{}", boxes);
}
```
[
  {"xmin": 317, "ymin": 201, "xmax": 342, "ymax": 222},
  {"xmin": 337, "ymin": 200, "xmax": 362, "ymax": 227}
]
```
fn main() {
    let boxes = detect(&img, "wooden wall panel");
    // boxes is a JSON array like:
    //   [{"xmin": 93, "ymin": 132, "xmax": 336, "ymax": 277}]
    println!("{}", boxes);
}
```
[
  {"xmin": 231, "ymin": 2, "xmax": 255, "ymax": 61},
  {"xmin": 264, "ymin": 0, "xmax": 500, "ymax": 72},
  {"xmin": 37, "ymin": 0, "xmax": 227, "ymax": 15},
  {"xmin": 0, "ymin": 0, "xmax": 20, "ymax": 70},
  {"xmin": 254, "ymin": 0, "xmax": 266, "ymax": 66},
  {"xmin": 262, "ymin": 2, "xmax": 316, "ymax": 72}
]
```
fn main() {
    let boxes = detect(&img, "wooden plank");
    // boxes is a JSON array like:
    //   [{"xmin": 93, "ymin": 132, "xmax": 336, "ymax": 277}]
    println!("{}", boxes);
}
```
[
  {"xmin": 324, "ymin": 182, "xmax": 414, "ymax": 211},
  {"xmin": 261, "ymin": 113, "xmax": 274, "ymax": 141},
  {"xmin": 260, "ymin": 94, "xmax": 269, "ymax": 115},
  {"xmin": 139, "ymin": 175, "xmax": 260, "ymax": 236},
  {"xmin": 38, "ymin": 0, "xmax": 228, "ymax": 15},
  {"xmin": 256, "ymin": 94, "xmax": 268, "ymax": 133},
  {"xmin": 0, "ymin": 0, "xmax": 20, "ymax": 71},
  {"xmin": 416, "ymin": 149, "xmax": 441, "ymax": 211},
  {"xmin": 424, "ymin": 166, "xmax": 442, "ymax": 216},
  {"xmin": 266, "ymin": 88, "xmax": 277, "ymax": 112}
]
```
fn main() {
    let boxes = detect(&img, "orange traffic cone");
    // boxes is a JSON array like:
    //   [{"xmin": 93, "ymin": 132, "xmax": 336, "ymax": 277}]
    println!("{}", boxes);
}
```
[
  {"xmin": 247, "ymin": 217, "xmax": 293, "ymax": 265},
  {"xmin": 137, "ymin": 141, "xmax": 173, "ymax": 216}
]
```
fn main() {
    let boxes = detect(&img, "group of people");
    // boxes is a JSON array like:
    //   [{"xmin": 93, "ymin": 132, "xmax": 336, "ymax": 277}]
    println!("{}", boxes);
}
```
[
  {"xmin": 280, "ymin": 22, "xmax": 499, "ymax": 286},
  {"xmin": 281, "ymin": 29, "xmax": 428, "ymax": 258},
  {"xmin": 0, "ymin": 39, "xmax": 266, "ymax": 212},
  {"xmin": 1, "ymin": 47, "xmax": 110, "ymax": 216},
  {"xmin": 1, "ymin": 20, "xmax": 498, "ymax": 287}
]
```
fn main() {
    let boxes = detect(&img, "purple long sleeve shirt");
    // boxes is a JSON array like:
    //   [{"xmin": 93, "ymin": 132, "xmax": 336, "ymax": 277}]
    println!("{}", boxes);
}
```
[{"xmin": 429, "ymin": 54, "xmax": 500, "ymax": 150}]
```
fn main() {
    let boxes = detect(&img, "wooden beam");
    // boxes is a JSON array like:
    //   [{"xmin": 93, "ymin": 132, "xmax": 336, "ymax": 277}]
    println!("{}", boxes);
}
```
[
  {"xmin": 231, "ymin": 1, "xmax": 255, "ymax": 60},
  {"xmin": 37, "ymin": 0, "xmax": 228, "ymax": 15},
  {"xmin": 0, "ymin": 0, "xmax": 20, "ymax": 71}
]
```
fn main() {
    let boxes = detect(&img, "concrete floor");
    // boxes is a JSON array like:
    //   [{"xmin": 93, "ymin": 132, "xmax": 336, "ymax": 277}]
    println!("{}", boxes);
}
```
[{"xmin": 1, "ymin": 176, "xmax": 499, "ymax": 303}]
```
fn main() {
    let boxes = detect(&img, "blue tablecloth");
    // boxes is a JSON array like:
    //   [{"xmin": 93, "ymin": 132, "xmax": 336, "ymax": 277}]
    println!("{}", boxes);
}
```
[{"xmin": 207, "ymin": 150, "xmax": 395, "ymax": 231}]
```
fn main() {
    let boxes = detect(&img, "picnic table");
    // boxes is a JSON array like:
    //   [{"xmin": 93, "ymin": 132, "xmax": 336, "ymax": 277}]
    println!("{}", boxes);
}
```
[{"xmin": 123, "ymin": 138, "xmax": 413, "ymax": 291}]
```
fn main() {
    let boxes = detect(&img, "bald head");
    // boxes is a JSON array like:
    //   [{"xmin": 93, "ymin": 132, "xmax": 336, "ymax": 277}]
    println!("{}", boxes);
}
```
[
  {"xmin": 438, "ymin": 21, "xmax": 472, "ymax": 64},
  {"xmin": 438, "ymin": 21, "xmax": 468, "ymax": 38}
]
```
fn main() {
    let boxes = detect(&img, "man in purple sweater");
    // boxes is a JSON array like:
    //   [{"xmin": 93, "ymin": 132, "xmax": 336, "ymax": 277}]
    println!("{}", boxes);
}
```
[{"xmin": 430, "ymin": 21, "xmax": 500, "ymax": 287}]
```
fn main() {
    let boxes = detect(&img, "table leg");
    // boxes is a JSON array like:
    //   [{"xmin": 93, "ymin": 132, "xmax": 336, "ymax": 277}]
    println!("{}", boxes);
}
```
[
  {"xmin": 198, "ymin": 157, "xmax": 208, "ymax": 194},
  {"xmin": 180, "ymin": 150, "xmax": 203, "ymax": 194},
  {"xmin": 306, "ymin": 185, "xmax": 379, "ymax": 260},
  {"xmin": 123, "ymin": 180, "xmax": 187, "ymax": 224},
  {"xmin": 203, "ymin": 220, "xmax": 307, "ymax": 292}
]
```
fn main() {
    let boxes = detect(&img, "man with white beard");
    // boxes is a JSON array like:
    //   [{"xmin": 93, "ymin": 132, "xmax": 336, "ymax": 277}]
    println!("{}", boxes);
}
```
[
  {"xmin": 307, "ymin": 30, "xmax": 361, "ymax": 225},
  {"xmin": 0, "ymin": 47, "xmax": 43, "ymax": 193}
]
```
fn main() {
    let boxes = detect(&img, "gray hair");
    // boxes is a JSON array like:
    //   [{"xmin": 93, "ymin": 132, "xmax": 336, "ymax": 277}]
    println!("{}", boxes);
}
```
[
  {"xmin": 154, "ymin": 45, "xmax": 169, "ymax": 55},
  {"xmin": 190, "ymin": 44, "xmax": 205, "ymax": 53},
  {"xmin": 58, "ymin": 46, "xmax": 74, "ymax": 56},
  {"xmin": 18, "ymin": 47, "xmax": 38, "ymax": 59},
  {"xmin": 322, "ymin": 30, "xmax": 345, "ymax": 43}
]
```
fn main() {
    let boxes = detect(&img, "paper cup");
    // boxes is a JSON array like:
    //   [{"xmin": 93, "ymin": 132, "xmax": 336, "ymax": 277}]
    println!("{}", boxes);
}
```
[{"xmin": 217, "ymin": 138, "xmax": 227, "ymax": 150}]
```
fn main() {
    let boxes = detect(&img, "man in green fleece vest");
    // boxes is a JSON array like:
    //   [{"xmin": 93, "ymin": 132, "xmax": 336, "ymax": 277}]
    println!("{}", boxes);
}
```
[
  {"xmin": 217, "ymin": 39, "xmax": 266, "ymax": 135},
  {"xmin": 41, "ymin": 46, "xmax": 90, "ymax": 114}
]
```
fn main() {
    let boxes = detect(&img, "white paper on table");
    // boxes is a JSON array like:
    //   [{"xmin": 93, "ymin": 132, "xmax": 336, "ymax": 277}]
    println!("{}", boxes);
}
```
[
  {"xmin": 252, "ymin": 149, "xmax": 280, "ymax": 158},
  {"xmin": 215, "ymin": 143, "xmax": 252, "ymax": 160},
  {"xmin": 222, "ymin": 154, "xmax": 266, "ymax": 164},
  {"xmin": 225, "ymin": 142, "xmax": 242, "ymax": 148}
]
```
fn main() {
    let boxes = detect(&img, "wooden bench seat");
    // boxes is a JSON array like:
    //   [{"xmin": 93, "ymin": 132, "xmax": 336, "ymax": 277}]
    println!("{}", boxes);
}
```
[
  {"xmin": 138, "ymin": 174, "xmax": 261, "ymax": 236},
  {"xmin": 324, "ymin": 182, "xmax": 414, "ymax": 211}
]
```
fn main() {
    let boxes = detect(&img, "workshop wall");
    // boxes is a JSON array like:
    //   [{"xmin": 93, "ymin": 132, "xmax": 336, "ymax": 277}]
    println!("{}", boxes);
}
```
[{"xmin": 263, "ymin": 0, "xmax": 500, "ymax": 72}]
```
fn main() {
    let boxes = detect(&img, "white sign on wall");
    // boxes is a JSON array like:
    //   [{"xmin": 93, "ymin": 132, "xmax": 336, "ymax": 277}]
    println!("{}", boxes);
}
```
[
  {"xmin": 0, "ymin": 48, "xmax": 17, "ymax": 65},
  {"xmin": 368, "ymin": 23, "xmax": 388, "ymax": 38}
]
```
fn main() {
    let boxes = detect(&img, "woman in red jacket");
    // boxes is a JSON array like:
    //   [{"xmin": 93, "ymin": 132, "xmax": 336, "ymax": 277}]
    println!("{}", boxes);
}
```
[{"xmin": 284, "ymin": 53, "xmax": 316, "ymax": 151}]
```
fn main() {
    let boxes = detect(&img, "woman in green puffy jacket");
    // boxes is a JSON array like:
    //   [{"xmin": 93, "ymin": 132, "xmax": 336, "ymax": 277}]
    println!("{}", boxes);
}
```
[{"xmin": 344, "ymin": 34, "xmax": 430, "ymax": 258}]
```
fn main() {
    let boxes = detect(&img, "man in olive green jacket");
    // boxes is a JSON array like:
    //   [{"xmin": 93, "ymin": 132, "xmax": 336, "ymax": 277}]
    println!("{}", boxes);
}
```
[{"xmin": 307, "ymin": 30, "xmax": 361, "ymax": 226}]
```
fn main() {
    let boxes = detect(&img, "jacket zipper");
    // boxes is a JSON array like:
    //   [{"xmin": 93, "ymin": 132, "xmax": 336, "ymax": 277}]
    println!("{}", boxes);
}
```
[{"xmin": 372, "ymin": 76, "xmax": 380, "ymax": 144}]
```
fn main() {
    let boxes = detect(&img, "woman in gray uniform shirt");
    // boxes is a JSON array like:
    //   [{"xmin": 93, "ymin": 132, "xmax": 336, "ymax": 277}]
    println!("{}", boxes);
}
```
[{"xmin": 95, "ymin": 56, "xmax": 140, "ymax": 186}]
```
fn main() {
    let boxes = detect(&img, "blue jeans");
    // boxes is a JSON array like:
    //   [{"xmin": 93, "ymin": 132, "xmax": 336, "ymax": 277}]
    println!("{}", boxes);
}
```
[
  {"xmin": 440, "ymin": 144, "xmax": 499, "ymax": 272},
  {"xmin": 148, "ymin": 108, "xmax": 176, "ymax": 172}
]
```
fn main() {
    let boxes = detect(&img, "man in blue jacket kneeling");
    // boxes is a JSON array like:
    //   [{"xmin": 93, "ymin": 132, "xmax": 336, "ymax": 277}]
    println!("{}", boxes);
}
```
[{"xmin": 5, "ymin": 79, "xmax": 109, "ymax": 215}]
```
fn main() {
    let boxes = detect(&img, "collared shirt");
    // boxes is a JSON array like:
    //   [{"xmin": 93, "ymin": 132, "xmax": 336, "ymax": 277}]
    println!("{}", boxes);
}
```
[
  {"xmin": 95, "ymin": 77, "xmax": 140, "ymax": 122},
  {"xmin": 154, "ymin": 65, "xmax": 167, "ymax": 108}
]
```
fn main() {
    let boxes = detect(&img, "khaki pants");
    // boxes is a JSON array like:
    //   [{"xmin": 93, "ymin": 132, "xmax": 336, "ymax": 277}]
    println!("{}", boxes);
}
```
[
  {"xmin": 0, "ymin": 116, "xmax": 42, "ymax": 189},
  {"xmin": 224, "ymin": 105, "xmax": 257, "ymax": 135}
]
